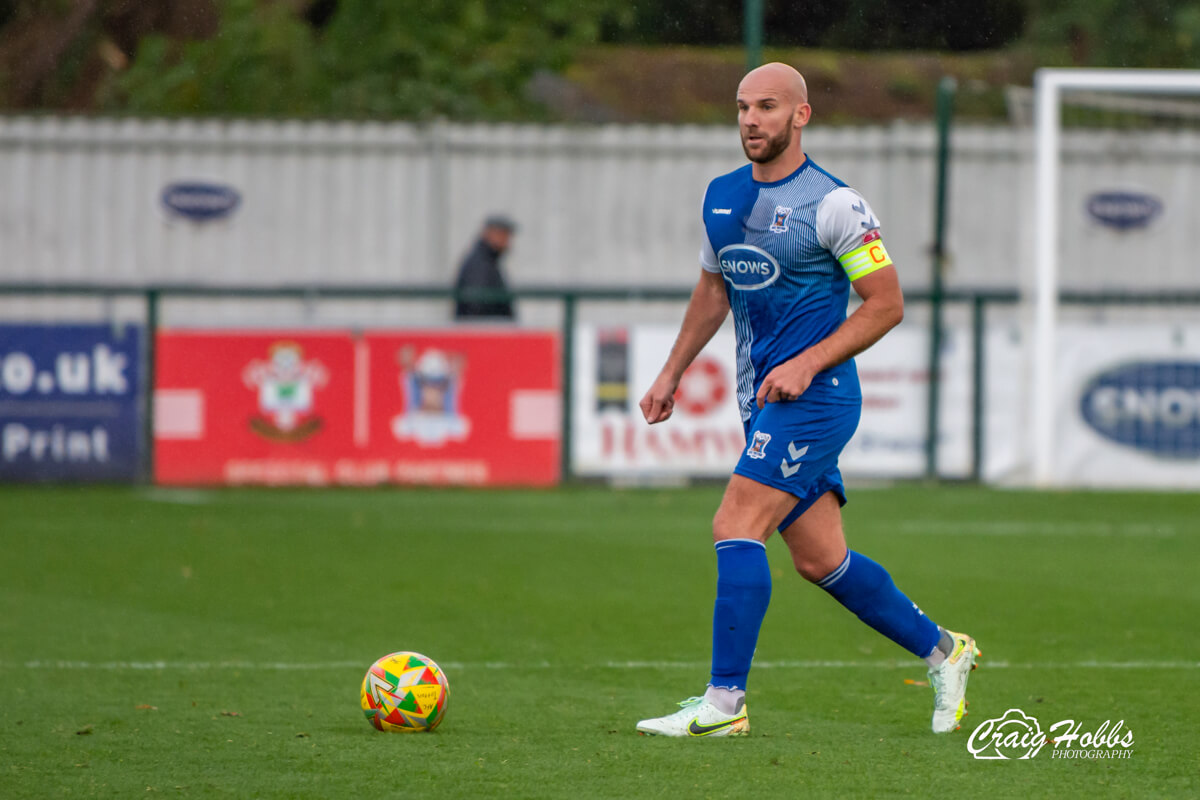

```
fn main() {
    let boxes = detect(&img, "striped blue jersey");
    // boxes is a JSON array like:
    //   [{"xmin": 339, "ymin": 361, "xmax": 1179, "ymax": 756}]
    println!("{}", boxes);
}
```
[{"xmin": 699, "ymin": 157, "xmax": 893, "ymax": 421}]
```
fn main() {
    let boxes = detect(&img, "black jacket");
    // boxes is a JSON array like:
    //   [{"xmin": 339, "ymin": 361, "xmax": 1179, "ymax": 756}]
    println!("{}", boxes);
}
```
[{"xmin": 453, "ymin": 239, "xmax": 514, "ymax": 319}]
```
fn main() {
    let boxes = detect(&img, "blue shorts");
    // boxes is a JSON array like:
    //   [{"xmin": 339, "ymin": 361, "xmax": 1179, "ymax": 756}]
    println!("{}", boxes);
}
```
[{"xmin": 735, "ymin": 398, "xmax": 861, "ymax": 531}]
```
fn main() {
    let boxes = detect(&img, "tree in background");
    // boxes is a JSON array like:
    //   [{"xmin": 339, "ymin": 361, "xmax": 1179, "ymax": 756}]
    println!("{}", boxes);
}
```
[
  {"xmin": 605, "ymin": 0, "xmax": 1200, "ymax": 64},
  {"xmin": 310, "ymin": 0, "xmax": 629, "ymax": 119},
  {"xmin": 0, "ymin": 0, "xmax": 631, "ymax": 118},
  {"xmin": 106, "ymin": 0, "xmax": 324, "ymax": 116},
  {"xmin": 1026, "ymin": 0, "xmax": 1200, "ymax": 67},
  {"xmin": 110, "ymin": 0, "xmax": 633, "ymax": 118},
  {"xmin": 3, "ymin": 0, "xmax": 1200, "ymax": 119},
  {"xmin": 603, "ymin": 0, "xmax": 1027, "ymax": 52},
  {"xmin": 0, "ymin": 0, "xmax": 220, "ymax": 110},
  {"xmin": 818, "ymin": 0, "xmax": 1027, "ymax": 51}
]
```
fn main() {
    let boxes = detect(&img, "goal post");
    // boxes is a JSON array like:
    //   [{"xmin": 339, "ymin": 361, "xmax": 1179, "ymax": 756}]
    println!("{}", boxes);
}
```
[{"xmin": 1031, "ymin": 68, "xmax": 1200, "ymax": 487}]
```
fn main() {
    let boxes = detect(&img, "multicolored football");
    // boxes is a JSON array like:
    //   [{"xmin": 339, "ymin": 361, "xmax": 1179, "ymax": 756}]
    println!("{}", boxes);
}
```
[{"xmin": 360, "ymin": 651, "xmax": 450, "ymax": 732}]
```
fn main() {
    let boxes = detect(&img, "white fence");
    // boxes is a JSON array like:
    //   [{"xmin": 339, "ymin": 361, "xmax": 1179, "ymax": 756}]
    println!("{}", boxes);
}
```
[{"xmin": 3, "ymin": 116, "xmax": 1198, "ymax": 293}]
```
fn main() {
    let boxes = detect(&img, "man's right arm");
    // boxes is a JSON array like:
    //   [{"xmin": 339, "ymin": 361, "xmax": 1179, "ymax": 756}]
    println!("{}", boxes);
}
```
[{"xmin": 639, "ymin": 268, "xmax": 729, "ymax": 424}]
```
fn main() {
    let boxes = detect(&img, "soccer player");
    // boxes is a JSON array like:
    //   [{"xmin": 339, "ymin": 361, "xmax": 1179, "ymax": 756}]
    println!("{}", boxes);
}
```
[{"xmin": 635, "ymin": 63, "xmax": 978, "ymax": 738}]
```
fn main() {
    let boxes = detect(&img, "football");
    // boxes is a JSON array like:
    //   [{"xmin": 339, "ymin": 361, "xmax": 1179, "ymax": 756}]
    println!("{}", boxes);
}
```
[{"xmin": 360, "ymin": 651, "xmax": 450, "ymax": 732}]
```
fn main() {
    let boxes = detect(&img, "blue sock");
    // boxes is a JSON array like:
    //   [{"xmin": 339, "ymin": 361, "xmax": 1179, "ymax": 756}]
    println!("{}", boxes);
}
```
[
  {"xmin": 710, "ymin": 539, "xmax": 772, "ymax": 690},
  {"xmin": 817, "ymin": 551, "xmax": 940, "ymax": 659}
]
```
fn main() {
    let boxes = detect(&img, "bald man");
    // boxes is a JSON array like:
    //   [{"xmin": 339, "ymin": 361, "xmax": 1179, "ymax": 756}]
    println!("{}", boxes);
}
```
[{"xmin": 636, "ymin": 63, "xmax": 978, "ymax": 738}]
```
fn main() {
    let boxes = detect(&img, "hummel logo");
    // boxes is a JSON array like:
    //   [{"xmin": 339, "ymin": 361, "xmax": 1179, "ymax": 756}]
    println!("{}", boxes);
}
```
[
  {"xmin": 688, "ymin": 717, "xmax": 743, "ymax": 736},
  {"xmin": 850, "ymin": 200, "xmax": 878, "ymax": 229},
  {"xmin": 711, "ymin": 208, "xmax": 732, "ymax": 214},
  {"xmin": 780, "ymin": 442, "xmax": 808, "ymax": 478}
]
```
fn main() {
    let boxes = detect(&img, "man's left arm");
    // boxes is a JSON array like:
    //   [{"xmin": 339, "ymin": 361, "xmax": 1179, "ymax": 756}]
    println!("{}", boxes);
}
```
[{"xmin": 755, "ymin": 265, "xmax": 903, "ymax": 407}]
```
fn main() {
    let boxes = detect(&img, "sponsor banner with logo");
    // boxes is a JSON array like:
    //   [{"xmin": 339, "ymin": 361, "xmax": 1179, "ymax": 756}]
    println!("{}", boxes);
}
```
[
  {"xmin": 571, "ymin": 323, "xmax": 973, "ymax": 479},
  {"xmin": 0, "ymin": 324, "xmax": 143, "ymax": 481},
  {"xmin": 841, "ymin": 325, "xmax": 973, "ymax": 478},
  {"xmin": 160, "ymin": 181, "xmax": 242, "ymax": 224},
  {"xmin": 572, "ymin": 325, "xmax": 745, "ymax": 478},
  {"xmin": 1085, "ymin": 189, "xmax": 1162, "ymax": 232},
  {"xmin": 1055, "ymin": 323, "xmax": 1200, "ymax": 488},
  {"xmin": 154, "ymin": 330, "xmax": 559, "ymax": 486}
]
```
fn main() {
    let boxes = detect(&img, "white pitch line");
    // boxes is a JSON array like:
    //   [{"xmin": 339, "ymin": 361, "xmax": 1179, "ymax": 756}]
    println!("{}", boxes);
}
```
[
  {"xmin": 895, "ymin": 521, "xmax": 1178, "ymax": 537},
  {"xmin": 16, "ymin": 660, "xmax": 366, "ymax": 671},
  {"xmin": 10, "ymin": 659, "xmax": 1199, "ymax": 671},
  {"xmin": 601, "ymin": 659, "xmax": 1200, "ymax": 670},
  {"xmin": 137, "ymin": 489, "xmax": 217, "ymax": 505}
]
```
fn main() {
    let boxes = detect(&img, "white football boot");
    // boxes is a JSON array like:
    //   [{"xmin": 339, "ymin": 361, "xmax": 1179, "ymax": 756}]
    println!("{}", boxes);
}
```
[
  {"xmin": 928, "ymin": 630, "xmax": 981, "ymax": 733},
  {"xmin": 636, "ymin": 696, "xmax": 749, "ymax": 737}
]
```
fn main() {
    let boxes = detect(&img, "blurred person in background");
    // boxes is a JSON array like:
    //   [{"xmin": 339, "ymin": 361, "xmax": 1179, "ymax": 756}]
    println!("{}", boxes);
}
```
[{"xmin": 453, "ymin": 215, "xmax": 517, "ymax": 320}]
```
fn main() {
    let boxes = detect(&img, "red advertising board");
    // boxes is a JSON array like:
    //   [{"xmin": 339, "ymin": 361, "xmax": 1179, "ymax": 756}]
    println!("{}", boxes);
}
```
[{"xmin": 154, "ymin": 330, "xmax": 560, "ymax": 486}]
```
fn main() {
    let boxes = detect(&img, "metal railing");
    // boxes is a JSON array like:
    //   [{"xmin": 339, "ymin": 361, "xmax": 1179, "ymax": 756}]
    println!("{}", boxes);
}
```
[{"xmin": 3, "ymin": 282, "xmax": 1197, "ymax": 484}]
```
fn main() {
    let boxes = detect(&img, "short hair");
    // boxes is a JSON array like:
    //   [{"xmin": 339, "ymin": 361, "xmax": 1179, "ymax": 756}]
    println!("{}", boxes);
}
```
[{"xmin": 483, "ymin": 214, "xmax": 517, "ymax": 233}]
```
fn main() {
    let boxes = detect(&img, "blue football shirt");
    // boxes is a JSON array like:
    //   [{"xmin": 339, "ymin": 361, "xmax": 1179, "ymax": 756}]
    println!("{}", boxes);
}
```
[{"xmin": 699, "ymin": 157, "xmax": 894, "ymax": 421}]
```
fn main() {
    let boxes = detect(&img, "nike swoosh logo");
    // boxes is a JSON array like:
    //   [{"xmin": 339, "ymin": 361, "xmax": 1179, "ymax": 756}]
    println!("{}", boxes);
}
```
[{"xmin": 688, "ymin": 717, "xmax": 741, "ymax": 736}]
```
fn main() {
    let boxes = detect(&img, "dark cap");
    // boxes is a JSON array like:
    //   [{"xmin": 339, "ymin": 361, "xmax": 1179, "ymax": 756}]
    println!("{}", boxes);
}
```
[{"xmin": 483, "ymin": 214, "xmax": 517, "ymax": 233}]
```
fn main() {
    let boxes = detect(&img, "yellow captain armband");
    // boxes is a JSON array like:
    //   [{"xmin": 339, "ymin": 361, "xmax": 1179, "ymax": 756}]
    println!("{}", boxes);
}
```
[{"xmin": 838, "ymin": 235, "xmax": 893, "ymax": 281}]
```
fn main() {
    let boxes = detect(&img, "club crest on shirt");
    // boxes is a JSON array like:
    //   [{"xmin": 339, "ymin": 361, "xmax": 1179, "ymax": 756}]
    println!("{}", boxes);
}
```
[
  {"xmin": 769, "ymin": 206, "xmax": 793, "ymax": 233},
  {"xmin": 747, "ymin": 430, "xmax": 771, "ymax": 459}
]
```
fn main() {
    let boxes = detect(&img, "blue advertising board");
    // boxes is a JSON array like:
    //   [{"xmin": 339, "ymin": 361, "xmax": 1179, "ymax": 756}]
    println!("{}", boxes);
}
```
[
  {"xmin": 0, "ymin": 324, "xmax": 143, "ymax": 481},
  {"xmin": 1080, "ymin": 360, "xmax": 1200, "ymax": 459}
]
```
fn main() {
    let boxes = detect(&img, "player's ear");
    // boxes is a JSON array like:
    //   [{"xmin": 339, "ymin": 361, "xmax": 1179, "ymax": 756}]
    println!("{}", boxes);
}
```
[{"xmin": 794, "ymin": 103, "xmax": 811, "ymax": 128}]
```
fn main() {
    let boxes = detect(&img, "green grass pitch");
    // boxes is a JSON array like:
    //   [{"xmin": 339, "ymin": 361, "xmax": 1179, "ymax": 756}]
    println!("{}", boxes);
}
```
[{"xmin": 1, "ymin": 484, "xmax": 1197, "ymax": 798}]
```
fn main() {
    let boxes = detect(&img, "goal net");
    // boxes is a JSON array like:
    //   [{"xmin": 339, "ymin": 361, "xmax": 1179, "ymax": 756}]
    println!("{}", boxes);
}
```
[{"xmin": 1029, "ymin": 68, "xmax": 1200, "ymax": 488}]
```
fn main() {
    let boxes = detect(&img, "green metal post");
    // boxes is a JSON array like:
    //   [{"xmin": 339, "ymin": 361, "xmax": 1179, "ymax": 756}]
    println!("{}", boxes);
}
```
[
  {"xmin": 744, "ymin": 0, "xmax": 764, "ymax": 72},
  {"xmin": 971, "ymin": 294, "xmax": 986, "ymax": 482},
  {"xmin": 560, "ymin": 292, "xmax": 576, "ymax": 483},
  {"xmin": 925, "ymin": 76, "xmax": 956, "ymax": 479},
  {"xmin": 143, "ymin": 288, "xmax": 160, "ymax": 484}
]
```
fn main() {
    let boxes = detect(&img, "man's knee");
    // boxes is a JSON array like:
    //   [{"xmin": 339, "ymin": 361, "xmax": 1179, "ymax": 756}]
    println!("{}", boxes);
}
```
[
  {"xmin": 711, "ymin": 493, "xmax": 770, "ymax": 543},
  {"xmin": 793, "ymin": 551, "xmax": 844, "ymax": 583},
  {"xmin": 711, "ymin": 475, "xmax": 796, "ymax": 543},
  {"xmin": 711, "ymin": 504, "xmax": 742, "ymax": 542}
]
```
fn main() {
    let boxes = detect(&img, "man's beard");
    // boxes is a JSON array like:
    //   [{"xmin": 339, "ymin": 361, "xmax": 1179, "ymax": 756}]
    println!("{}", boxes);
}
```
[{"xmin": 741, "ymin": 124, "xmax": 792, "ymax": 164}]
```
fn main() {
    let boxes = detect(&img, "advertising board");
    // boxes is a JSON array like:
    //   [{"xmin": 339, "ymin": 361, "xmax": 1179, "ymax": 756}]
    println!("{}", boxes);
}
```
[
  {"xmin": 154, "ymin": 330, "xmax": 560, "ymax": 486},
  {"xmin": 0, "ymin": 324, "xmax": 143, "ymax": 481},
  {"xmin": 571, "ymin": 322, "xmax": 974, "ymax": 480}
]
